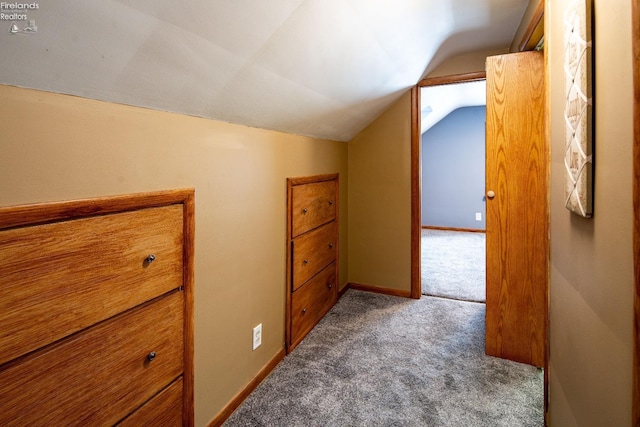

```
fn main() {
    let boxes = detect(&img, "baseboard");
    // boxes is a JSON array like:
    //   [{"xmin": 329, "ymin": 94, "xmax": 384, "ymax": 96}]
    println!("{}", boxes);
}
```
[
  {"xmin": 422, "ymin": 225, "xmax": 486, "ymax": 233},
  {"xmin": 347, "ymin": 282, "xmax": 412, "ymax": 298},
  {"xmin": 338, "ymin": 283, "xmax": 350, "ymax": 299},
  {"xmin": 206, "ymin": 282, "xmax": 407, "ymax": 426},
  {"xmin": 207, "ymin": 348, "xmax": 286, "ymax": 427}
]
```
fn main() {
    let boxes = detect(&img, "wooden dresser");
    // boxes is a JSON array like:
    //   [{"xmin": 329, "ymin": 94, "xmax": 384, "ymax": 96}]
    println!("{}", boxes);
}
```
[
  {"xmin": 0, "ymin": 189, "xmax": 195, "ymax": 426},
  {"xmin": 286, "ymin": 174, "xmax": 338, "ymax": 352}
]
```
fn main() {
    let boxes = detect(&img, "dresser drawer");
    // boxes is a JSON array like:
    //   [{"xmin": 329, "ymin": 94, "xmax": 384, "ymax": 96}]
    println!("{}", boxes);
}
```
[
  {"xmin": 0, "ymin": 204, "xmax": 183, "ymax": 365},
  {"xmin": 0, "ymin": 291, "xmax": 184, "ymax": 426},
  {"xmin": 118, "ymin": 377, "xmax": 184, "ymax": 426},
  {"xmin": 291, "ymin": 180, "xmax": 336, "ymax": 237},
  {"xmin": 291, "ymin": 262, "xmax": 337, "ymax": 346},
  {"xmin": 292, "ymin": 221, "xmax": 337, "ymax": 291}
]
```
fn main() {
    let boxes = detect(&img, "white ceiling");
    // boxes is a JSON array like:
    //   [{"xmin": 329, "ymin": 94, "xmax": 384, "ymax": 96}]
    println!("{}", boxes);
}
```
[
  {"xmin": 421, "ymin": 80, "xmax": 486, "ymax": 134},
  {"xmin": 0, "ymin": 0, "xmax": 528, "ymax": 141}
]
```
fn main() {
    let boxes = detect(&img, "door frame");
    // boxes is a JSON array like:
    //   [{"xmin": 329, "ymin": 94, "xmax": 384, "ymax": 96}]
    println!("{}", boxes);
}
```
[
  {"xmin": 411, "ymin": 72, "xmax": 486, "ymax": 299},
  {"xmin": 632, "ymin": 0, "xmax": 639, "ymax": 423},
  {"xmin": 412, "ymin": 67, "xmax": 549, "ymax": 423}
]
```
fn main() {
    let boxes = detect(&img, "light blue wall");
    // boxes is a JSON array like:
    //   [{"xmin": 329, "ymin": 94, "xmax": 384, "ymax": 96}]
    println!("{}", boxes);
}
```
[{"xmin": 422, "ymin": 106, "xmax": 486, "ymax": 229}]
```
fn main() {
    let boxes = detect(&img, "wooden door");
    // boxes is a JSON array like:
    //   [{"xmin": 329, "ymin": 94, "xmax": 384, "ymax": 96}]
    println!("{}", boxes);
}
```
[{"xmin": 485, "ymin": 51, "xmax": 548, "ymax": 367}]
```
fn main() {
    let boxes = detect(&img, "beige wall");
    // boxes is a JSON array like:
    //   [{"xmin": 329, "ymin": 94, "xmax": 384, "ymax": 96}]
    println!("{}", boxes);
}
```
[
  {"xmin": 4, "ymin": 1, "xmax": 634, "ymax": 422},
  {"xmin": 348, "ymin": 49, "xmax": 508, "ymax": 294},
  {"xmin": 425, "ymin": 47, "xmax": 508, "ymax": 78},
  {"xmin": 347, "ymin": 90, "xmax": 412, "ymax": 292},
  {"xmin": 0, "ymin": 85, "xmax": 348, "ymax": 426},
  {"xmin": 547, "ymin": 1, "xmax": 634, "ymax": 425}
]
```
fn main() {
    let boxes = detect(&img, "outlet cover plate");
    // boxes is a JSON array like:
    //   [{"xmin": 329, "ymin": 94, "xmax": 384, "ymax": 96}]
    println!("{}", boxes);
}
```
[{"xmin": 253, "ymin": 323, "xmax": 262, "ymax": 350}]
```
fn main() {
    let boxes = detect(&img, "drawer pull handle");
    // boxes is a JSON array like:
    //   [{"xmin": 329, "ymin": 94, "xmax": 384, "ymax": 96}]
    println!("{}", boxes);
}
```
[
  {"xmin": 302, "ymin": 259, "xmax": 309, "ymax": 265},
  {"xmin": 147, "ymin": 351, "xmax": 157, "ymax": 362},
  {"xmin": 302, "ymin": 308, "xmax": 307, "ymax": 315},
  {"xmin": 329, "ymin": 243, "xmax": 334, "ymax": 249},
  {"xmin": 327, "ymin": 283, "xmax": 333, "ymax": 289},
  {"xmin": 302, "ymin": 208, "xmax": 309, "ymax": 214},
  {"xmin": 144, "ymin": 254, "xmax": 156, "ymax": 264},
  {"xmin": 328, "ymin": 200, "xmax": 333, "ymax": 205}
]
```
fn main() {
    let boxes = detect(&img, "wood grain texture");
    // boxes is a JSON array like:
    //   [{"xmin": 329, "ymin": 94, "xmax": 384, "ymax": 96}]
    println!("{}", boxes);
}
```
[
  {"xmin": 418, "ymin": 71, "xmax": 486, "ymax": 87},
  {"xmin": 0, "ymin": 188, "xmax": 194, "ymax": 230},
  {"xmin": 287, "ymin": 173, "xmax": 338, "ymax": 186},
  {"xmin": 485, "ymin": 52, "xmax": 548, "ymax": 367},
  {"xmin": 0, "ymin": 188, "xmax": 195, "ymax": 426},
  {"xmin": 0, "ymin": 204, "xmax": 183, "ymax": 365},
  {"xmin": 0, "ymin": 291, "xmax": 184, "ymax": 426},
  {"xmin": 291, "ymin": 180, "xmax": 336, "ymax": 237},
  {"xmin": 285, "ymin": 179, "xmax": 294, "ymax": 352},
  {"xmin": 411, "ymin": 85, "xmax": 422, "ymax": 299},
  {"xmin": 291, "ymin": 262, "xmax": 338, "ymax": 348},
  {"xmin": 543, "ymin": 18, "xmax": 551, "ymax": 421},
  {"xmin": 292, "ymin": 221, "xmax": 337, "ymax": 290},
  {"xmin": 118, "ymin": 378, "xmax": 184, "ymax": 426},
  {"xmin": 347, "ymin": 282, "xmax": 412, "ymax": 298},
  {"xmin": 633, "ymin": 0, "xmax": 640, "ymax": 424},
  {"xmin": 181, "ymin": 191, "xmax": 196, "ymax": 427},
  {"xmin": 286, "ymin": 174, "xmax": 339, "ymax": 352}
]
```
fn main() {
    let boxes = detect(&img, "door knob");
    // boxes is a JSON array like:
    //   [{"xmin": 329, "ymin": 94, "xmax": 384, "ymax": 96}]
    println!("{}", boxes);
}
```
[{"xmin": 487, "ymin": 190, "xmax": 496, "ymax": 199}]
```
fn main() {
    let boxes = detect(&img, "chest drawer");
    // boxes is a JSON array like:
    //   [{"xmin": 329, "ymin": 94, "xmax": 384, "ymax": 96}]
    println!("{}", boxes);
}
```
[
  {"xmin": 292, "ymin": 221, "xmax": 337, "ymax": 290},
  {"xmin": 291, "ymin": 180, "xmax": 336, "ymax": 237},
  {"xmin": 0, "ymin": 204, "xmax": 183, "ymax": 366},
  {"xmin": 0, "ymin": 290, "xmax": 184, "ymax": 427},
  {"xmin": 118, "ymin": 377, "xmax": 184, "ymax": 426},
  {"xmin": 291, "ymin": 262, "xmax": 337, "ymax": 346}
]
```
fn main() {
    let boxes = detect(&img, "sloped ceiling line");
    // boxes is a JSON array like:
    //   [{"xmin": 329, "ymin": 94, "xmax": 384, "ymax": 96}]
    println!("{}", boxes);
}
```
[{"xmin": 0, "ymin": 0, "xmax": 529, "ymax": 141}]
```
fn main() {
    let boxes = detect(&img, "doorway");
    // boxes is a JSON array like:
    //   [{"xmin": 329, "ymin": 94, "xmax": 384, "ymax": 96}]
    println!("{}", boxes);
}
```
[
  {"xmin": 409, "ymin": 72, "xmax": 486, "ymax": 299},
  {"xmin": 412, "ymin": 54, "xmax": 548, "ymax": 368},
  {"xmin": 420, "ymin": 80, "xmax": 487, "ymax": 303}
]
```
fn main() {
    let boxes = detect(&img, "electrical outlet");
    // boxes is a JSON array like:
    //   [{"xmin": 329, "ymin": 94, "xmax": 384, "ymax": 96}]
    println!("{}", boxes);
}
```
[
  {"xmin": 475, "ymin": 212, "xmax": 482, "ymax": 221},
  {"xmin": 252, "ymin": 323, "xmax": 262, "ymax": 350}
]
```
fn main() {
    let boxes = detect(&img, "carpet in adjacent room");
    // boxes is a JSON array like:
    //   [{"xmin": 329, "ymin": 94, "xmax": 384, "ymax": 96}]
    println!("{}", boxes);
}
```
[{"xmin": 422, "ymin": 229, "xmax": 486, "ymax": 303}]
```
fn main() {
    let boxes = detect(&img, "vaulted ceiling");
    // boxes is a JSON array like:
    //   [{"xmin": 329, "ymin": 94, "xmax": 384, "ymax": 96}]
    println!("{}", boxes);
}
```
[
  {"xmin": 0, "ymin": 0, "xmax": 528, "ymax": 141},
  {"xmin": 421, "ymin": 80, "xmax": 486, "ymax": 134}
]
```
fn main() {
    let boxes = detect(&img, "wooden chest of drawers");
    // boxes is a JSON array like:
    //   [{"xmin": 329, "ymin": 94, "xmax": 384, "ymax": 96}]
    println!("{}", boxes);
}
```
[
  {"xmin": 0, "ymin": 189, "xmax": 195, "ymax": 426},
  {"xmin": 286, "ymin": 174, "xmax": 338, "ymax": 352}
]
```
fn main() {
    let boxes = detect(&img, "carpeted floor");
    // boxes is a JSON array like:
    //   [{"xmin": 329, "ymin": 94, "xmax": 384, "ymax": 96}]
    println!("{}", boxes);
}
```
[
  {"xmin": 422, "ymin": 229, "xmax": 486, "ymax": 303},
  {"xmin": 223, "ymin": 290, "xmax": 543, "ymax": 426}
]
